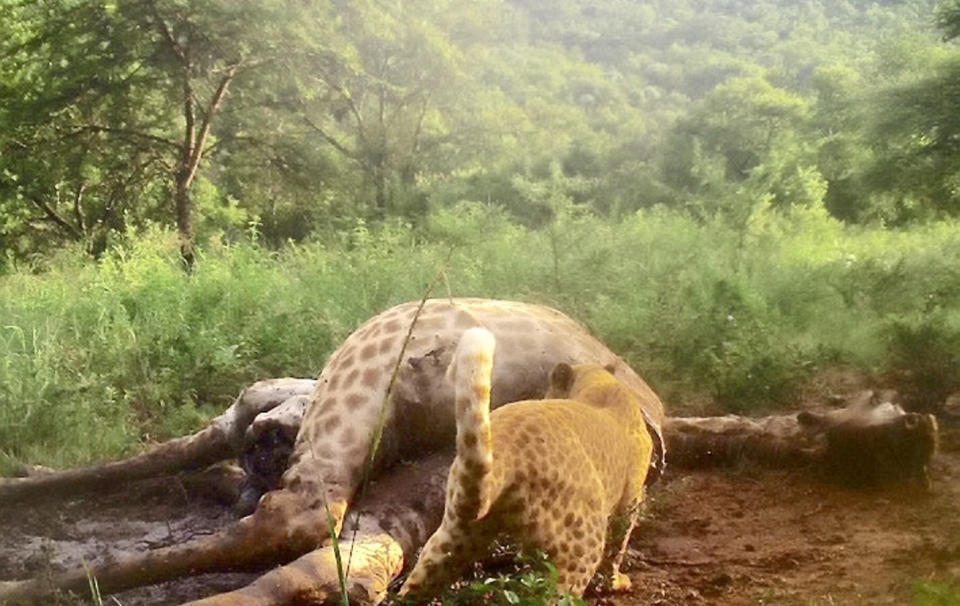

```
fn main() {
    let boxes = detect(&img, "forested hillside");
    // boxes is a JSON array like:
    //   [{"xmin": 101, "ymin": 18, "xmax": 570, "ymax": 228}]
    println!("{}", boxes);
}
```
[
  {"xmin": 2, "ymin": 0, "xmax": 958, "ymax": 260},
  {"xmin": 2, "ymin": 1, "xmax": 960, "ymax": 470}
]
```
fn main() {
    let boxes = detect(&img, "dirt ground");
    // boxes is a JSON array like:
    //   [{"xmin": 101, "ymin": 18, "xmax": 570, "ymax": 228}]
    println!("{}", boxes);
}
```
[
  {"xmin": 617, "ymin": 425, "xmax": 960, "ymax": 606},
  {"xmin": 1, "ymin": 426, "xmax": 958, "ymax": 605}
]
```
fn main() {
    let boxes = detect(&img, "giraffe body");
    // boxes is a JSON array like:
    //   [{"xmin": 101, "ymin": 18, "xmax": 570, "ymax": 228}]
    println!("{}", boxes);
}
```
[
  {"xmin": 0, "ymin": 298, "xmax": 666, "ymax": 605},
  {"xmin": 281, "ymin": 298, "xmax": 665, "ymax": 530}
]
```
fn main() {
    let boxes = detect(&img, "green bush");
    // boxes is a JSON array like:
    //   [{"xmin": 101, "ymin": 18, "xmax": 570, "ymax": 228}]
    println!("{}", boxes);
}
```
[
  {"xmin": 884, "ymin": 311, "xmax": 960, "ymax": 412},
  {"xmin": 3, "ymin": 208, "xmax": 960, "ymax": 469}
]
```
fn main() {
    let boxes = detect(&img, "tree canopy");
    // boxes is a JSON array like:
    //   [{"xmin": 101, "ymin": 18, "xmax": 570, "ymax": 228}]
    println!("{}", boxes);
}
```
[{"xmin": 1, "ymin": 0, "xmax": 957, "ymax": 262}]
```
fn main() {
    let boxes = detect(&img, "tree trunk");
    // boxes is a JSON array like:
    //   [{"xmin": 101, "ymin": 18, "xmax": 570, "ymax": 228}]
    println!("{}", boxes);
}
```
[
  {"xmin": 372, "ymin": 158, "xmax": 388, "ymax": 216},
  {"xmin": 176, "ymin": 166, "xmax": 196, "ymax": 270}
]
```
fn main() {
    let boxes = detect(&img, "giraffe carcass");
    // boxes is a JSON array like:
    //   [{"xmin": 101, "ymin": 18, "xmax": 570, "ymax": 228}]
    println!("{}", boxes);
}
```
[
  {"xmin": 0, "ymin": 298, "xmax": 667, "ymax": 605},
  {"xmin": 0, "ymin": 299, "xmax": 939, "ymax": 604}
]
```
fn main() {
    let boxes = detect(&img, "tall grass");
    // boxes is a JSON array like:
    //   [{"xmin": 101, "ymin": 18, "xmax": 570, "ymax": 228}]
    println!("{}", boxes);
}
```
[{"xmin": 3, "ymin": 206, "xmax": 960, "ymax": 470}]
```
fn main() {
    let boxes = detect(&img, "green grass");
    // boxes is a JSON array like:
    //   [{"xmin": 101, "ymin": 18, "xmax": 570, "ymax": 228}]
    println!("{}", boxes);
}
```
[
  {"xmin": 3, "ymin": 206, "xmax": 960, "ymax": 470},
  {"xmin": 914, "ymin": 580, "xmax": 960, "ymax": 606}
]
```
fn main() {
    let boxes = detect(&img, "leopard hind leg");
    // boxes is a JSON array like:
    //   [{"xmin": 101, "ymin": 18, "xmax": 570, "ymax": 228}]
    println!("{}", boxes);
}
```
[
  {"xmin": 592, "ymin": 503, "xmax": 640, "ymax": 592},
  {"xmin": 398, "ymin": 516, "xmax": 492, "ymax": 599},
  {"xmin": 521, "ymin": 499, "xmax": 608, "ymax": 597}
]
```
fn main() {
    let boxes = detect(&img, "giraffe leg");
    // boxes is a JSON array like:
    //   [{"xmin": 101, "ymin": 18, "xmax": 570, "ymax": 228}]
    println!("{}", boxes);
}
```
[
  {"xmin": 0, "ymin": 378, "xmax": 316, "ymax": 505},
  {"xmin": 182, "ymin": 532, "xmax": 404, "ymax": 606},
  {"xmin": 0, "ymin": 485, "xmax": 340, "ymax": 604},
  {"xmin": 0, "ymin": 509, "xmax": 307, "ymax": 604}
]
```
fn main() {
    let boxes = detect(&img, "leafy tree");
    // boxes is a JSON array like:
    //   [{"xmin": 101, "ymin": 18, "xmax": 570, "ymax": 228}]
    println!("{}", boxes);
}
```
[
  {"xmin": 0, "ymin": 0, "xmax": 951, "ymax": 260},
  {"xmin": 0, "ymin": 0, "xmax": 333, "ymax": 264},
  {"xmin": 808, "ymin": 63, "xmax": 873, "ymax": 222},
  {"xmin": 294, "ymin": 0, "xmax": 508, "ymax": 218},
  {"xmin": 659, "ymin": 75, "xmax": 818, "ymax": 217},
  {"xmin": 0, "ymin": 1, "xmax": 172, "ymax": 258},
  {"xmin": 861, "ymin": 6, "xmax": 960, "ymax": 223},
  {"xmin": 938, "ymin": 0, "xmax": 960, "ymax": 41}
]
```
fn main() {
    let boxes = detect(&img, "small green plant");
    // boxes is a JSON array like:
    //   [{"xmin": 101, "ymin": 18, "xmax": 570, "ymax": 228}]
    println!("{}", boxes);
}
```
[
  {"xmin": 84, "ymin": 561, "xmax": 102, "ymax": 606},
  {"xmin": 416, "ymin": 550, "xmax": 586, "ymax": 606},
  {"xmin": 913, "ymin": 580, "xmax": 960, "ymax": 606},
  {"xmin": 322, "ymin": 498, "xmax": 350, "ymax": 606},
  {"xmin": 42, "ymin": 561, "xmax": 123, "ymax": 606}
]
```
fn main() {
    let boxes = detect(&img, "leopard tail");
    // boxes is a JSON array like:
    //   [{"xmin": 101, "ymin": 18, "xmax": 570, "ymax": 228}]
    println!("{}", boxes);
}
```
[{"xmin": 447, "ymin": 326, "xmax": 497, "ymax": 521}]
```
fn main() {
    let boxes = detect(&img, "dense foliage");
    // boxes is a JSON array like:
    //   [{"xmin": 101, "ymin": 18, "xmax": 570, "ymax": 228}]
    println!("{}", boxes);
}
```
[
  {"xmin": 2, "ymin": 0, "xmax": 960, "ymax": 262},
  {"xmin": 3, "ymin": 208, "xmax": 960, "ymax": 471}
]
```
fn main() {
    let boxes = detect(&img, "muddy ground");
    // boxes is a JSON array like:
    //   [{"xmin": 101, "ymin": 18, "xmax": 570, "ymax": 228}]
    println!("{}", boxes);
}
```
[
  {"xmin": 1, "ymin": 426, "xmax": 958, "ymax": 605},
  {"xmin": 618, "ymin": 425, "xmax": 960, "ymax": 605}
]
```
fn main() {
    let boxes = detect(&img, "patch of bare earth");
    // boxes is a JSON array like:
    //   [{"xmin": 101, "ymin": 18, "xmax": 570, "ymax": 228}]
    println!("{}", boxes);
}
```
[
  {"xmin": 610, "ymin": 426, "xmax": 960, "ymax": 606},
  {"xmin": 0, "ymin": 472, "xmax": 256, "ymax": 605}
]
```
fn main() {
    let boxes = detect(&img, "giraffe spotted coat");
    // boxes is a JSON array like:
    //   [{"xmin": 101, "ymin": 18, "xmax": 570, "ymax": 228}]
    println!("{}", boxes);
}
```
[{"xmin": 279, "ymin": 299, "xmax": 665, "ymax": 540}]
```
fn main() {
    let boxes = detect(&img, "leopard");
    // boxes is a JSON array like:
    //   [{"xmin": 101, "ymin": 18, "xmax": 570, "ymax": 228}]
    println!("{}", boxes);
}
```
[{"xmin": 399, "ymin": 326, "xmax": 654, "ymax": 599}]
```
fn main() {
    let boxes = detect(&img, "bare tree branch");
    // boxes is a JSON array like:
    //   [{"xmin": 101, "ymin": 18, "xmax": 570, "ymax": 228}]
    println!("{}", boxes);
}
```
[
  {"xmin": 28, "ymin": 194, "xmax": 83, "ymax": 241},
  {"xmin": 410, "ymin": 93, "xmax": 431, "ymax": 158},
  {"xmin": 183, "ymin": 76, "xmax": 197, "ymax": 168},
  {"xmin": 184, "ymin": 65, "xmax": 238, "ymax": 189},
  {"xmin": 72, "ymin": 182, "xmax": 87, "ymax": 237},
  {"xmin": 146, "ymin": 0, "xmax": 189, "ymax": 67},
  {"xmin": 314, "ymin": 67, "xmax": 370, "ymax": 149},
  {"xmin": 61, "ymin": 125, "xmax": 179, "ymax": 150},
  {"xmin": 303, "ymin": 116, "xmax": 369, "ymax": 170}
]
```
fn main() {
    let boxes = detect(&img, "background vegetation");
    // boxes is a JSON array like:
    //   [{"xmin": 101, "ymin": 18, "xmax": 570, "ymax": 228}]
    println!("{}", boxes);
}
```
[{"xmin": 2, "ymin": 0, "xmax": 960, "ymax": 471}]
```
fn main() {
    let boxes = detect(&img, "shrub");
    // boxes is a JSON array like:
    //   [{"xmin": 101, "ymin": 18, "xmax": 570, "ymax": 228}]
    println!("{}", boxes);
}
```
[
  {"xmin": 883, "ymin": 311, "xmax": 960, "ymax": 412},
  {"xmin": 3, "ymin": 210, "xmax": 960, "ymax": 468}
]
